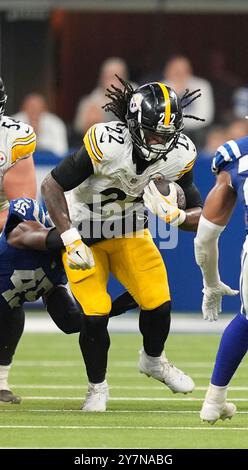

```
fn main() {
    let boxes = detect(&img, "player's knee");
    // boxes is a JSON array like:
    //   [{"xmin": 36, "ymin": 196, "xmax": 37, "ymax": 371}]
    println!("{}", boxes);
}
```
[
  {"xmin": 60, "ymin": 320, "xmax": 81, "ymax": 335},
  {"xmin": 81, "ymin": 293, "xmax": 112, "ymax": 316},
  {"xmin": 140, "ymin": 290, "xmax": 171, "ymax": 310},
  {"xmin": 140, "ymin": 301, "xmax": 171, "ymax": 337},
  {"xmin": 143, "ymin": 301, "xmax": 171, "ymax": 318},
  {"xmin": 0, "ymin": 307, "xmax": 25, "ymax": 364},
  {"xmin": 157, "ymin": 301, "xmax": 171, "ymax": 317},
  {"xmin": 46, "ymin": 286, "xmax": 83, "ymax": 334}
]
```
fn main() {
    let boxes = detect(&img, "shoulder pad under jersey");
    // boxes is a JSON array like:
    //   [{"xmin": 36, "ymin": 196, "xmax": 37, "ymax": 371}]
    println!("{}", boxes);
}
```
[
  {"xmin": 83, "ymin": 121, "xmax": 129, "ymax": 167},
  {"xmin": 171, "ymin": 134, "xmax": 197, "ymax": 179},
  {"xmin": 0, "ymin": 117, "xmax": 36, "ymax": 165}
]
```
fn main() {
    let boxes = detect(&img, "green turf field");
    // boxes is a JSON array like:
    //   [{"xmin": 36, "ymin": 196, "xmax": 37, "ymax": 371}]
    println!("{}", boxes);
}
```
[{"xmin": 0, "ymin": 332, "xmax": 247, "ymax": 449}]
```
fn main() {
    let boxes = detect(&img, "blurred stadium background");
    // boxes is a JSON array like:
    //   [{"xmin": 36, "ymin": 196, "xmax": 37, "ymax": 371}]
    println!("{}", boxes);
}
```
[{"xmin": 0, "ymin": 0, "xmax": 248, "ymax": 449}]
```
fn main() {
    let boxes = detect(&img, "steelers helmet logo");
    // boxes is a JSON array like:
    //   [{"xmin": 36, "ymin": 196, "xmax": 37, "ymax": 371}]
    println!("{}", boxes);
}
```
[
  {"xmin": 0, "ymin": 152, "xmax": 6, "ymax": 167},
  {"xmin": 129, "ymin": 93, "xmax": 143, "ymax": 113}
]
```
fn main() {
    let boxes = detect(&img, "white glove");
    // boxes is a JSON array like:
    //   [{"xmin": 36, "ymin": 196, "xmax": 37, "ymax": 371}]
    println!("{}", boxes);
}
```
[
  {"xmin": 143, "ymin": 180, "xmax": 186, "ymax": 226},
  {"xmin": 61, "ymin": 228, "xmax": 95, "ymax": 270},
  {"xmin": 202, "ymin": 281, "xmax": 239, "ymax": 321}
]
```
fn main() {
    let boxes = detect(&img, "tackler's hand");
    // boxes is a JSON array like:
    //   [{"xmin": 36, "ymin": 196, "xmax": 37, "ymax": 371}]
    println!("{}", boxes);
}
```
[{"xmin": 202, "ymin": 282, "xmax": 239, "ymax": 321}]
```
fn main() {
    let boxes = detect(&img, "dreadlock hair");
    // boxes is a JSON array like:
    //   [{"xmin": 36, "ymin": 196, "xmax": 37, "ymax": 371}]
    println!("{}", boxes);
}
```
[
  {"xmin": 181, "ymin": 88, "xmax": 205, "ymax": 122},
  {"xmin": 102, "ymin": 75, "xmax": 134, "ymax": 124}
]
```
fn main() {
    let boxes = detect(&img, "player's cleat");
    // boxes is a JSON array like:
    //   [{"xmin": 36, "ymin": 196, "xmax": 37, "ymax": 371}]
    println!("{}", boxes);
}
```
[
  {"xmin": 139, "ymin": 349, "xmax": 195, "ymax": 394},
  {"xmin": 200, "ymin": 400, "xmax": 237, "ymax": 424},
  {"xmin": 81, "ymin": 380, "xmax": 109, "ymax": 412},
  {"xmin": 0, "ymin": 389, "xmax": 22, "ymax": 404}
]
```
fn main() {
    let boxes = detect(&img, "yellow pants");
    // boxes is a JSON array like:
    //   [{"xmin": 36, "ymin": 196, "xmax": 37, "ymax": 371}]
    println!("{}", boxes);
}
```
[{"xmin": 62, "ymin": 229, "xmax": 170, "ymax": 315}]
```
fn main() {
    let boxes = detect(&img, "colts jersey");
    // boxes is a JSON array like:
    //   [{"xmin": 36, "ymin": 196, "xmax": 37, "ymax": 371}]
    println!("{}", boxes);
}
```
[
  {"xmin": 212, "ymin": 136, "xmax": 248, "ymax": 237},
  {"xmin": 69, "ymin": 121, "xmax": 196, "ymax": 240},
  {"xmin": 0, "ymin": 198, "xmax": 66, "ymax": 310},
  {"xmin": 0, "ymin": 116, "xmax": 36, "ymax": 213}
]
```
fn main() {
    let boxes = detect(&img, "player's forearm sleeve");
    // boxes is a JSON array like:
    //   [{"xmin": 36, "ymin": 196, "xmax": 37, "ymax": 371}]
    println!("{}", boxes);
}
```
[
  {"xmin": 51, "ymin": 144, "xmax": 94, "ymax": 191},
  {"xmin": 194, "ymin": 215, "xmax": 225, "ymax": 287}
]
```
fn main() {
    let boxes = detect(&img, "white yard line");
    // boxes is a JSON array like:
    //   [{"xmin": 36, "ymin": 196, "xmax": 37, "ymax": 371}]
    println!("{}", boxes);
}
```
[
  {"xmin": 0, "ymin": 409, "xmax": 248, "ymax": 414},
  {"xmin": 8, "ymin": 396, "xmax": 248, "ymax": 401},
  {"xmin": 8, "ymin": 384, "xmax": 248, "ymax": 391},
  {"xmin": 15, "ymin": 360, "xmax": 246, "ymax": 368},
  {"xmin": 10, "ymin": 372, "xmax": 247, "ymax": 380},
  {"xmin": 0, "ymin": 425, "xmax": 246, "ymax": 431}
]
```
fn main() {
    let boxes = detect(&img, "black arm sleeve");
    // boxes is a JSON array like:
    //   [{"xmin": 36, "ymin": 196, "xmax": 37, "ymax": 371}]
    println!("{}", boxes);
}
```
[
  {"xmin": 51, "ymin": 144, "xmax": 94, "ymax": 191},
  {"xmin": 177, "ymin": 170, "xmax": 203, "ymax": 209}
]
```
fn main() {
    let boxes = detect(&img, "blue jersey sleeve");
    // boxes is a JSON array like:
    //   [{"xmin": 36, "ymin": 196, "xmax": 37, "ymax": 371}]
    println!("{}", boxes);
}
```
[
  {"xmin": 4, "ymin": 198, "xmax": 48, "ymax": 236},
  {"xmin": 212, "ymin": 137, "xmax": 248, "ymax": 174},
  {"xmin": 8, "ymin": 198, "xmax": 46, "ymax": 223}
]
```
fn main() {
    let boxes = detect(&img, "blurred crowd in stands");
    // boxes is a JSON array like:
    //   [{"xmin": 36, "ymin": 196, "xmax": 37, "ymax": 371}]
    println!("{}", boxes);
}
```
[{"xmin": 12, "ymin": 53, "xmax": 248, "ymax": 159}]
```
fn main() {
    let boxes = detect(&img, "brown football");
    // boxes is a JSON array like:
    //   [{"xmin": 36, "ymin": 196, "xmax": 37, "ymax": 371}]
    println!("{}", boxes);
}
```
[{"xmin": 151, "ymin": 175, "xmax": 186, "ymax": 210}]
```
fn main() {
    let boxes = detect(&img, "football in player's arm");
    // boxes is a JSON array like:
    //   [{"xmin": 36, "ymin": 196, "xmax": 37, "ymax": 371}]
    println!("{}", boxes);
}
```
[
  {"xmin": 0, "ymin": 78, "xmax": 37, "ymax": 231},
  {"xmin": 194, "ymin": 136, "xmax": 248, "ymax": 424},
  {"xmin": 42, "ymin": 79, "xmax": 203, "ymax": 412},
  {"xmin": 143, "ymin": 168, "xmax": 202, "ymax": 232}
]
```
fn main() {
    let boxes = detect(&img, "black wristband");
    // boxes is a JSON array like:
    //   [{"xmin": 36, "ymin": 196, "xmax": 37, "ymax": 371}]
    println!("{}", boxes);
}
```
[{"xmin": 45, "ymin": 227, "xmax": 64, "ymax": 251}]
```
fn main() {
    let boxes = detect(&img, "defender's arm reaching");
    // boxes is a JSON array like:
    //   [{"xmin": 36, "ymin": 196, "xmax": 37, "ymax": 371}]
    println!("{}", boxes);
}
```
[{"xmin": 194, "ymin": 171, "xmax": 239, "ymax": 321}]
